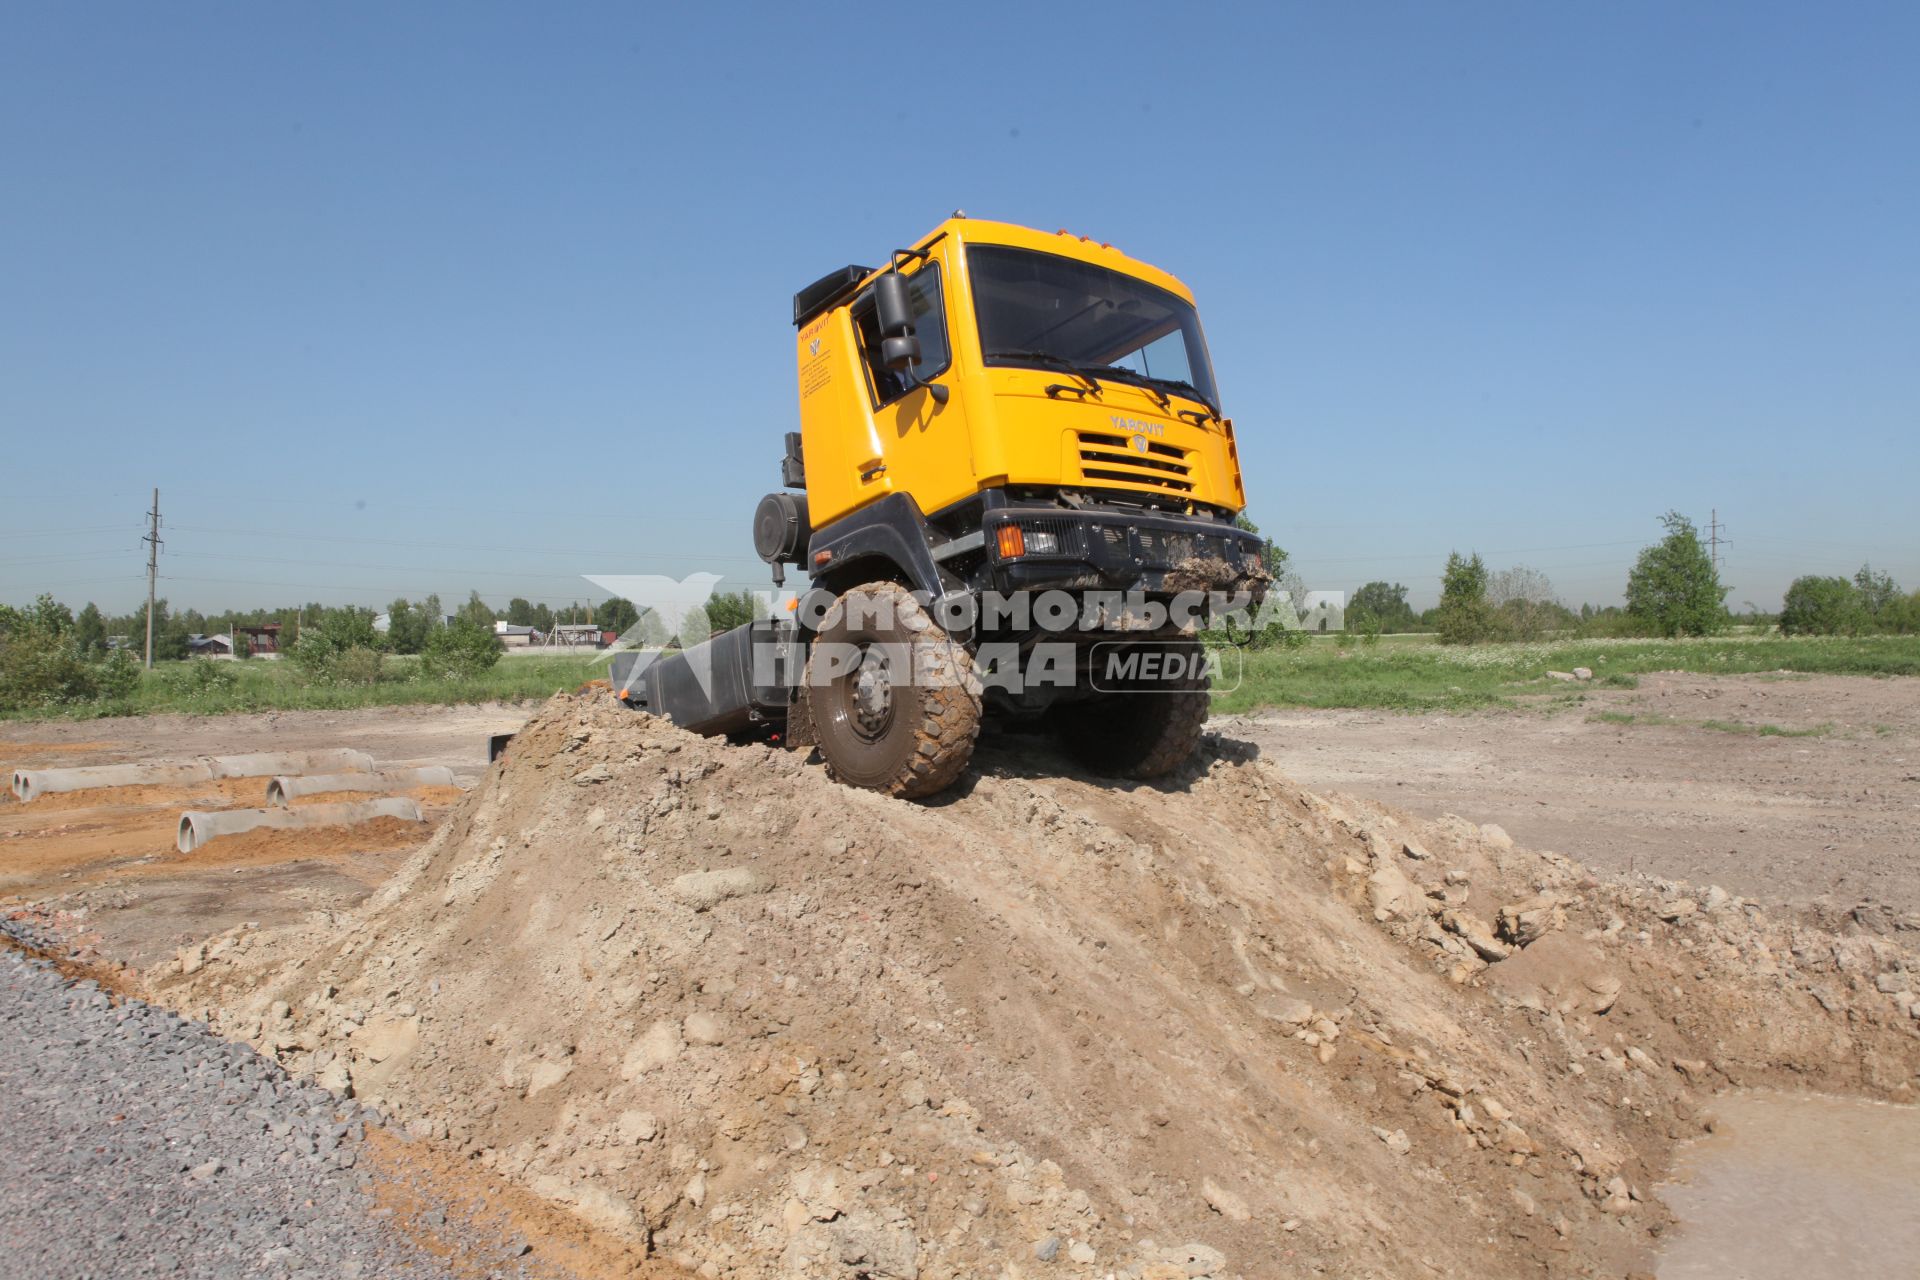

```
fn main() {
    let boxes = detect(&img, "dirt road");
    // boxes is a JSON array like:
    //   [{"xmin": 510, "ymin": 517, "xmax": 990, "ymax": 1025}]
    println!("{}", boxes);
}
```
[{"xmin": 1225, "ymin": 671, "xmax": 1920, "ymax": 919}]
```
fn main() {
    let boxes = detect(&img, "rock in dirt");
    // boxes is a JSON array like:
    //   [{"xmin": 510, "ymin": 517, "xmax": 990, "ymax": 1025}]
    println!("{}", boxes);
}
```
[
  {"xmin": 1200, "ymin": 1177, "xmax": 1251, "ymax": 1222},
  {"xmin": 1373, "ymin": 1127, "xmax": 1413, "ymax": 1156},
  {"xmin": 1443, "ymin": 909, "xmax": 1512, "ymax": 961},
  {"xmin": 1367, "ymin": 860, "xmax": 1422, "ymax": 922},
  {"xmin": 1498, "ymin": 894, "xmax": 1567, "ymax": 947},
  {"xmin": 670, "ymin": 867, "xmax": 769, "ymax": 911},
  {"xmin": 1156, "ymin": 1242, "xmax": 1228, "ymax": 1277}
]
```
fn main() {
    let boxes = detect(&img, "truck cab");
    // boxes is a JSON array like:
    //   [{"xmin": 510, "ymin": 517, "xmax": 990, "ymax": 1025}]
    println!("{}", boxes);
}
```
[{"xmin": 781, "ymin": 218, "xmax": 1261, "ymax": 606}]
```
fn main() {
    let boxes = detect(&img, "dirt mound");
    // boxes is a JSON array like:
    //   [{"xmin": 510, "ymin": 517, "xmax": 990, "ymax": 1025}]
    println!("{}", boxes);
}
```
[{"xmin": 153, "ymin": 693, "xmax": 1920, "ymax": 1279}]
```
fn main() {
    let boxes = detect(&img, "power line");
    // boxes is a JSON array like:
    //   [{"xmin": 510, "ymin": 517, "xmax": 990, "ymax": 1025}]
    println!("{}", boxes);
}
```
[
  {"xmin": 2, "ymin": 576, "xmax": 148, "ymax": 590},
  {"xmin": 0, "ymin": 551, "xmax": 145, "ymax": 568},
  {"xmin": 164, "ymin": 546, "xmax": 773, "ymax": 575},
  {"xmin": 164, "ymin": 523, "xmax": 764, "ymax": 564},
  {"xmin": 0, "ymin": 525, "xmax": 144, "ymax": 540},
  {"xmin": 1284, "ymin": 537, "xmax": 1654, "ymax": 568},
  {"xmin": 157, "ymin": 574, "xmax": 627, "ymax": 606}
]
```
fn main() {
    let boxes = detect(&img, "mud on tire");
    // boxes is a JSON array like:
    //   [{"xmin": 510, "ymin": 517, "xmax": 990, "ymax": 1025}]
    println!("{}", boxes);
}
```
[
  {"xmin": 804, "ymin": 582, "xmax": 982, "ymax": 799},
  {"xmin": 1055, "ymin": 636, "xmax": 1211, "ymax": 780}
]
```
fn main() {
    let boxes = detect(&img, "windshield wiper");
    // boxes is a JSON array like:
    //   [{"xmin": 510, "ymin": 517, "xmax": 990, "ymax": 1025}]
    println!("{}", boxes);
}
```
[
  {"xmin": 1088, "ymin": 367, "xmax": 1218, "ymax": 418},
  {"xmin": 1083, "ymin": 365, "xmax": 1172, "ymax": 409},
  {"xmin": 984, "ymin": 349, "xmax": 1104, "ymax": 394}
]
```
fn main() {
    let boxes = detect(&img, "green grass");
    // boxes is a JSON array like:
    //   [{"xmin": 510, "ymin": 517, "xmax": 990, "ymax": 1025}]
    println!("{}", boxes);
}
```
[
  {"xmin": 6, "ymin": 632, "xmax": 1916, "ymax": 723},
  {"xmin": 1587, "ymin": 711, "xmax": 1833, "ymax": 737},
  {"xmin": 1, "ymin": 653, "xmax": 615, "ymax": 720},
  {"xmin": 1210, "ymin": 632, "xmax": 1920, "ymax": 715}
]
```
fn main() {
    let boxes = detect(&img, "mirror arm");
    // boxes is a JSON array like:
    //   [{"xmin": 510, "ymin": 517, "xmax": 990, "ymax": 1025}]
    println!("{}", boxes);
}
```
[{"xmin": 900, "ymin": 364, "xmax": 949, "ymax": 404}]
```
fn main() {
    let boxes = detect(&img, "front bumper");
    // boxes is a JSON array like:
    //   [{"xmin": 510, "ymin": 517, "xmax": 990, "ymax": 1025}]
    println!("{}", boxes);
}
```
[{"xmin": 980, "ymin": 507, "xmax": 1270, "ymax": 597}]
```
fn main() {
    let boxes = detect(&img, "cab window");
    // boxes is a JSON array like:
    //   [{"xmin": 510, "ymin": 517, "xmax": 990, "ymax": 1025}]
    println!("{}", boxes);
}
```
[{"xmin": 853, "ymin": 264, "xmax": 949, "ymax": 406}]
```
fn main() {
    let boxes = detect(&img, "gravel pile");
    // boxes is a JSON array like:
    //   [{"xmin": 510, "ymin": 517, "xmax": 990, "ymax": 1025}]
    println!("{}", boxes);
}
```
[{"xmin": 0, "ymin": 934, "xmax": 504, "ymax": 1280}]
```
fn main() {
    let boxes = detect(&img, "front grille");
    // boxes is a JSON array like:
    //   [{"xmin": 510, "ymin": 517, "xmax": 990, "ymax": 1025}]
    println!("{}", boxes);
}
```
[{"xmin": 1076, "ymin": 431, "xmax": 1194, "ymax": 493}]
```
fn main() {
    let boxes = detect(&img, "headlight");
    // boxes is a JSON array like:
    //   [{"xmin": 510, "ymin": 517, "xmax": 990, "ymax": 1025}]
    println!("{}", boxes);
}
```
[{"xmin": 1023, "ymin": 529, "xmax": 1060, "ymax": 555}]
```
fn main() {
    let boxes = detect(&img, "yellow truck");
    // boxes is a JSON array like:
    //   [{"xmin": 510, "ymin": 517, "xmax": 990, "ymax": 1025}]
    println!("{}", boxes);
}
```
[{"xmin": 611, "ymin": 216, "xmax": 1268, "ymax": 798}]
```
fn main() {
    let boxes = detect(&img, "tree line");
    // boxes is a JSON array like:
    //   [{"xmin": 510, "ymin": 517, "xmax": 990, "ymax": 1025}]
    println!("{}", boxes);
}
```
[
  {"xmin": 1430, "ymin": 511, "xmax": 1917, "ymax": 642},
  {"xmin": 39, "ymin": 591, "xmax": 646, "ymax": 662},
  {"xmin": 0, "ymin": 589, "xmax": 647, "ymax": 710},
  {"xmin": 1241, "ymin": 510, "xmax": 1917, "ymax": 644}
]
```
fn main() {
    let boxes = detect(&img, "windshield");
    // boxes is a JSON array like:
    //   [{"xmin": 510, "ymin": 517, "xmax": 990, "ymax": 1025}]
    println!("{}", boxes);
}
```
[{"xmin": 968, "ymin": 245, "xmax": 1220, "ymax": 412}]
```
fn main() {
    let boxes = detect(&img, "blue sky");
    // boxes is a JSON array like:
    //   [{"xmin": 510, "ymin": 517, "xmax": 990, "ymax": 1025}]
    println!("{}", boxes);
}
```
[{"xmin": 3, "ymin": 1, "xmax": 1915, "ymax": 616}]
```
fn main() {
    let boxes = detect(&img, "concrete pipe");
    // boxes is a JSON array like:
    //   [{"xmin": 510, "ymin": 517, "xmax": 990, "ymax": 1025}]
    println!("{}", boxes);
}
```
[
  {"xmin": 175, "ymin": 798, "xmax": 424, "ymax": 854},
  {"xmin": 204, "ymin": 750, "xmax": 376, "ymax": 779},
  {"xmin": 13, "ymin": 761, "xmax": 216, "ymax": 804},
  {"xmin": 12, "ymin": 749, "xmax": 376, "ymax": 803},
  {"xmin": 265, "ymin": 767, "xmax": 457, "ymax": 807}
]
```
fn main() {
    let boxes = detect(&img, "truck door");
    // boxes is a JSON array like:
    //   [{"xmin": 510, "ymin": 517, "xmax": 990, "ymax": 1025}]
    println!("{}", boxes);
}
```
[{"xmin": 848, "ymin": 260, "xmax": 977, "ymax": 518}]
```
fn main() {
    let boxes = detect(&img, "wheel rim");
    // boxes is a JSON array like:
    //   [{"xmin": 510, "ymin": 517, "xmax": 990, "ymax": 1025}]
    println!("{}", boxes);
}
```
[
  {"xmin": 818, "ymin": 640, "xmax": 912, "ymax": 785},
  {"xmin": 847, "ymin": 645, "xmax": 895, "ymax": 742}
]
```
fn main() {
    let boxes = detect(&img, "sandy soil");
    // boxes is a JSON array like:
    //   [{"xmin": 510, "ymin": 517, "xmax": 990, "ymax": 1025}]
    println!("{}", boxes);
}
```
[
  {"xmin": 1225, "ymin": 671, "xmax": 1920, "ymax": 921},
  {"xmin": 7, "ymin": 678, "xmax": 1918, "ymax": 1277},
  {"xmin": 0, "ymin": 704, "xmax": 519, "ymax": 967},
  {"xmin": 149, "ymin": 691, "xmax": 1920, "ymax": 1280}
]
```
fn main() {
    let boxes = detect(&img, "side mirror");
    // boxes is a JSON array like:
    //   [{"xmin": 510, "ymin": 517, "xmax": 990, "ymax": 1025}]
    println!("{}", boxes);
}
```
[
  {"xmin": 880, "ymin": 333, "xmax": 920, "ymax": 371},
  {"xmin": 874, "ymin": 272, "xmax": 920, "ymax": 371}
]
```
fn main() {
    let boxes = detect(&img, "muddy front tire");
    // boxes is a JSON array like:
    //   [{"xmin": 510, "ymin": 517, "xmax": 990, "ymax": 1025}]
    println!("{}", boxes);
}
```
[
  {"xmin": 805, "ymin": 582, "xmax": 982, "ymax": 799},
  {"xmin": 1055, "ymin": 638, "xmax": 1211, "ymax": 780}
]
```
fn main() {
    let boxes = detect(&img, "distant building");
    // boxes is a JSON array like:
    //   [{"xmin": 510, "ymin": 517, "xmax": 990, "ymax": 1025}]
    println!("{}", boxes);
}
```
[
  {"xmin": 186, "ymin": 633, "xmax": 235, "ymax": 659},
  {"xmin": 549, "ymin": 624, "xmax": 605, "ymax": 649},
  {"xmin": 494, "ymin": 622, "xmax": 541, "ymax": 648},
  {"xmin": 235, "ymin": 624, "xmax": 281, "ymax": 656}
]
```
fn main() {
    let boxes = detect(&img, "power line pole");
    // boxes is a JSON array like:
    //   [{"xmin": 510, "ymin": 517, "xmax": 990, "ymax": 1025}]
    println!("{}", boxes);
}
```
[
  {"xmin": 1708, "ymin": 508, "xmax": 1728, "ymax": 575},
  {"xmin": 142, "ymin": 488, "xmax": 162, "ymax": 669}
]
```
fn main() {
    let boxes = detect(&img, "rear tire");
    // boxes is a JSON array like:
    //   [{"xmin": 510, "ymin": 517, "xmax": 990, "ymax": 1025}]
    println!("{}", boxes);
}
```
[
  {"xmin": 1055, "ymin": 637, "xmax": 1211, "ymax": 779},
  {"xmin": 805, "ymin": 582, "xmax": 981, "ymax": 798}
]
